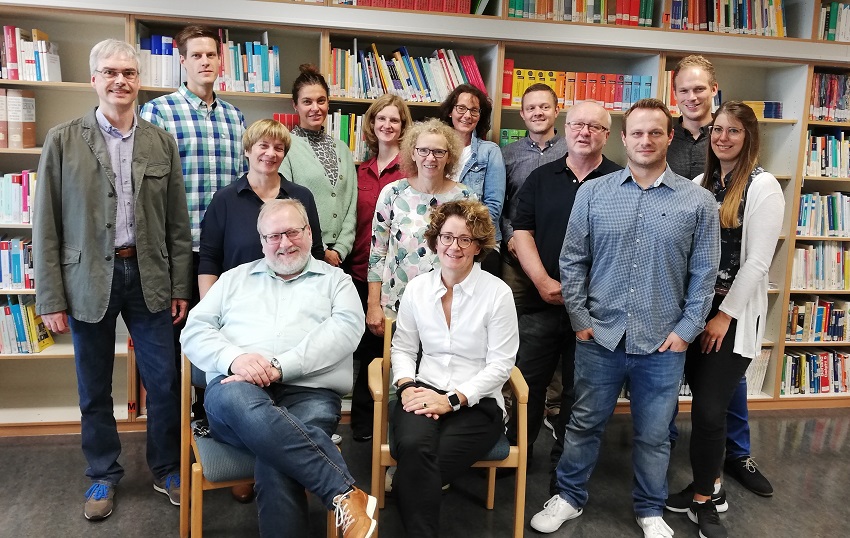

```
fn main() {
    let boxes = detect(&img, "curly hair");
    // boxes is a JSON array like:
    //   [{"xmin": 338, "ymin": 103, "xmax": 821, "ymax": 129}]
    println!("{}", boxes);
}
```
[
  {"xmin": 362, "ymin": 94, "xmax": 414, "ymax": 156},
  {"xmin": 438, "ymin": 83, "xmax": 493, "ymax": 139},
  {"xmin": 424, "ymin": 200, "xmax": 496, "ymax": 262},
  {"xmin": 399, "ymin": 118, "xmax": 463, "ymax": 178}
]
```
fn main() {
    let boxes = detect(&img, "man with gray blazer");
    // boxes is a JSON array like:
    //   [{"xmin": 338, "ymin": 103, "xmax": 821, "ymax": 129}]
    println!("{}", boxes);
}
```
[{"xmin": 33, "ymin": 39, "xmax": 192, "ymax": 522}]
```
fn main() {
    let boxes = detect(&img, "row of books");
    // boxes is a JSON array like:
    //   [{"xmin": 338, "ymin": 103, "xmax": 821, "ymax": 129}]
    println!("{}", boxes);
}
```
[
  {"xmin": 328, "ymin": 43, "xmax": 486, "ymax": 103},
  {"xmin": 0, "ymin": 237, "xmax": 34, "ymax": 291},
  {"xmin": 0, "ymin": 25, "xmax": 62, "ymax": 81},
  {"xmin": 503, "ymin": 61, "xmax": 653, "ymax": 110},
  {"xmin": 668, "ymin": 0, "xmax": 786, "ymax": 36},
  {"xmin": 786, "ymin": 296, "xmax": 850, "ymax": 343},
  {"xmin": 0, "ymin": 170, "xmax": 35, "ymax": 224},
  {"xmin": 332, "ymin": 0, "xmax": 486, "ymax": 14},
  {"xmin": 507, "ymin": 0, "xmax": 657, "ymax": 26},
  {"xmin": 499, "ymin": 128, "xmax": 529, "ymax": 147},
  {"xmin": 818, "ymin": 2, "xmax": 850, "ymax": 42},
  {"xmin": 271, "ymin": 113, "xmax": 300, "ymax": 131},
  {"xmin": 790, "ymin": 241, "xmax": 850, "ymax": 290},
  {"xmin": 781, "ymin": 348, "xmax": 850, "ymax": 396},
  {"xmin": 743, "ymin": 100, "xmax": 783, "ymax": 120},
  {"xmin": 805, "ymin": 131, "xmax": 850, "ymax": 178},
  {"xmin": 809, "ymin": 72, "xmax": 850, "ymax": 123},
  {"xmin": 796, "ymin": 192, "xmax": 850, "ymax": 237},
  {"xmin": 0, "ymin": 89, "xmax": 35, "ymax": 149},
  {"xmin": 326, "ymin": 111, "xmax": 369, "ymax": 162},
  {"xmin": 743, "ymin": 349, "xmax": 771, "ymax": 396},
  {"xmin": 0, "ymin": 295, "xmax": 53, "ymax": 354}
]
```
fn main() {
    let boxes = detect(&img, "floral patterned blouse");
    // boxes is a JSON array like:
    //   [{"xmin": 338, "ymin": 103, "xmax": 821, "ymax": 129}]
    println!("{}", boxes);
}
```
[{"xmin": 367, "ymin": 178, "xmax": 474, "ymax": 312}]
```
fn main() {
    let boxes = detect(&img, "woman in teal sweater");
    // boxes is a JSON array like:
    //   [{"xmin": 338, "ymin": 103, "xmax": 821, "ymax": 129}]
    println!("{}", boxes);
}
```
[{"xmin": 280, "ymin": 64, "xmax": 357, "ymax": 267}]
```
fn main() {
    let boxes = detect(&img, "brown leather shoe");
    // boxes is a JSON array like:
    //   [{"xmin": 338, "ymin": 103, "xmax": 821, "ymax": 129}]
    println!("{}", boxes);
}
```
[
  {"xmin": 231, "ymin": 483, "xmax": 254, "ymax": 503},
  {"xmin": 333, "ymin": 487, "xmax": 377, "ymax": 538}
]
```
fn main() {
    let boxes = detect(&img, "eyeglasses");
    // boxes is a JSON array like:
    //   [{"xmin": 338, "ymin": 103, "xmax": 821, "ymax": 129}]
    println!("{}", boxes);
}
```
[
  {"xmin": 95, "ymin": 68, "xmax": 139, "ymax": 82},
  {"xmin": 438, "ymin": 233, "xmax": 476, "ymax": 249},
  {"xmin": 453, "ymin": 104, "xmax": 481, "ymax": 117},
  {"xmin": 566, "ymin": 121, "xmax": 609, "ymax": 134},
  {"xmin": 710, "ymin": 126, "xmax": 744, "ymax": 138},
  {"xmin": 415, "ymin": 147, "xmax": 448, "ymax": 158},
  {"xmin": 261, "ymin": 225, "xmax": 307, "ymax": 244}
]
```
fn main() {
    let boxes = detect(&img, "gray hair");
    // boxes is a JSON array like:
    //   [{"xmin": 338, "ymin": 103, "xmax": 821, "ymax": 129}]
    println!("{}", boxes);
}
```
[
  {"xmin": 89, "ymin": 39, "xmax": 140, "ymax": 74},
  {"xmin": 257, "ymin": 199, "xmax": 309, "ymax": 233}
]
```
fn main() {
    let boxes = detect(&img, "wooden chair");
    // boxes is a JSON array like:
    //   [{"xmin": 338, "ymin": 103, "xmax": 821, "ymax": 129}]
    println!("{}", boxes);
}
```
[
  {"xmin": 367, "ymin": 317, "xmax": 528, "ymax": 538},
  {"xmin": 179, "ymin": 355, "xmax": 337, "ymax": 537}
]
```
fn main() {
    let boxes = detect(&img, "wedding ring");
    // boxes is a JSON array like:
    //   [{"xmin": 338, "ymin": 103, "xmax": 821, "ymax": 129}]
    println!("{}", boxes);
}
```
[{"xmin": 422, "ymin": 402, "xmax": 427, "ymax": 409}]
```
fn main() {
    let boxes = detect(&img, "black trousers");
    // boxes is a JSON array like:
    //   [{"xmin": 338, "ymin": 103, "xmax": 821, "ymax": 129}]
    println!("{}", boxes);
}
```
[
  {"xmin": 392, "ymin": 398, "xmax": 502, "ymax": 536},
  {"xmin": 687, "ymin": 295, "xmax": 752, "ymax": 496},
  {"xmin": 350, "ymin": 278, "xmax": 384, "ymax": 437}
]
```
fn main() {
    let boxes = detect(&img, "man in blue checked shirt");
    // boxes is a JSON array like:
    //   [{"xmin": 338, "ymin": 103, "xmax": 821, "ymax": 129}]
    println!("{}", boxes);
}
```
[{"xmin": 530, "ymin": 98, "xmax": 720, "ymax": 538}]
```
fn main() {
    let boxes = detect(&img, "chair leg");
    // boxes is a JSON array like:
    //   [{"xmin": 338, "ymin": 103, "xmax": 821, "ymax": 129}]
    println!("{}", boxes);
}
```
[
  {"xmin": 376, "ymin": 466, "xmax": 386, "ymax": 509},
  {"xmin": 180, "ymin": 471, "xmax": 190, "ymax": 537},
  {"xmin": 486, "ymin": 468, "xmax": 496, "ymax": 510},
  {"xmin": 513, "ymin": 465, "xmax": 527, "ymax": 538},
  {"xmin": 191, "ymin": 464, "xmax": 204, "ymax": 538}
]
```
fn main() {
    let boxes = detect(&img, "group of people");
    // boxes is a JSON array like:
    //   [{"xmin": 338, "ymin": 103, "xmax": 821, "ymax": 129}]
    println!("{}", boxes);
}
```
[{"xmin": 31, "ymin": 20, "xmax": 780, "ymax": 538}]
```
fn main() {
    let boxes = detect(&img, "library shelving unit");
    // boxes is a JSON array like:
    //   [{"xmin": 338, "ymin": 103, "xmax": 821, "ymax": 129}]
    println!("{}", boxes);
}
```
[{"xmin": 1, "ymin": 0, "xmax": 848, "ymax": 436}]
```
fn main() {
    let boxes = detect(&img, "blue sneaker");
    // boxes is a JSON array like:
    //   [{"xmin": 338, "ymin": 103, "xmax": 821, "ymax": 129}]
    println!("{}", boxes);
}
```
[
  {"xmin": 154, "ymin": 473, "xmax": 180, "ymax": 506},
  {"xmin": 84, "ymin": 482, "xmax": 114, "ymax": 520}
]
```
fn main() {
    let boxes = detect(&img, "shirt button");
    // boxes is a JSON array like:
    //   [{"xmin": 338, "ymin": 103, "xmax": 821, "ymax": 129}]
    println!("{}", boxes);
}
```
[
  {"xmin": 630, "ymin": 288, "xmax": 634, "ymax": 292},
  {"xmin": 636, "ymin": 239, "xmax": 640, "ymax": 243},
  {"xmin": 332, "ymin": 233, "xmax": 337, "ymax": 238},
  {"xmin": 638, "ymin": 213, "xmax": 642, "ymax": 217},
  {"xmin": 633, "ymin": 264, "xmax": 637, "ymax": 268},
  {"xmin": 106, "ymin": 223, "xmax": 112, "ymax": 228},
  {"xmin": 333, "ymin": 214, "xmax": 337, "ymax": 218},
  {"xmin": 105, "ymin": 255, "xmax": 112, "ymax": 261},
  {"xmin": 627, "ymin": 313, "xmax": 632, "ymax": 317},
  {"xmin": 331, "ymin": 193, "xmax": 336, "ymax": 197},
  {"xmin": 108, "ymin": 192, "xmax": 114, "ymax": 197}
]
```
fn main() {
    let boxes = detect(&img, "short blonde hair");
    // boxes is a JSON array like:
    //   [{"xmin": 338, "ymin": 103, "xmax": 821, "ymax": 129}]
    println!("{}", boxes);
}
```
[
  {"xmin": 672, "ymin": 55, "xmax": 717, "ymax": 90},
  {"xmin": 243, "ymin": 119, "xmax": 292, "ymax": 154},
  {"xmin": 399, "ymin": 118, "xmax": 463, "ymax": 178},
  {"xmin": 257, "ymin": 198, "xmax": 309, "ymax": 233},
  {"xmin": 424, "ymin": 200, "xmax": 496, "ymax": 262},
  {"xmin": 362, "ymin": 95, "xmax": 413, "ymax": 156}
]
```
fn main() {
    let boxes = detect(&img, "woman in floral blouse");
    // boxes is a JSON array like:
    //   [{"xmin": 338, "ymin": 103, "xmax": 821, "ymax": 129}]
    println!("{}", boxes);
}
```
[{"xmin": 366, "ymin": 118, "xmax": 474, "ymax": 336}]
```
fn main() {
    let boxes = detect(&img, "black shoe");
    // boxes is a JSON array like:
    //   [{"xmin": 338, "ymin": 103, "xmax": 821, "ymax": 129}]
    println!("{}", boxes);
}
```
[
  {"xmin": 688, "ymin": 501, "xmax": 728, "ymax": 538},
  {"xmin": 724, "ymin": 456, "xmax": 773, "ymax": 497},
  {"xmin": 353, "ymin": 433, "xmax": 373, "ymax": 443},
  {"xmin": 665, "ymin": 483, "xmax": 728, "ymax": 513}
]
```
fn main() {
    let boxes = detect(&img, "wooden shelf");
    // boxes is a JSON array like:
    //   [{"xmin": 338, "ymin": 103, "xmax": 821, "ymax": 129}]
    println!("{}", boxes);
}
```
[
  {"xmin": 0, "ymin": 288, "xmax": 35, "ymax": 295},
  {"xmin": 803, "ymin": 175, "xmax": 850, "ymax": 182},
  {"xmin": 0, "ymin": 147, "xmax": 41, "ymax": 155},
  {"xmin": 783, "ymin": 341, "xmax": 850, "ymax": 346},
  {"xmin": 794, "ymin": 236, "xmax": 850, "ymax": 241},
  {"xmin": 140, "ymin": 86, "xmax": 293, "ymax": 101},
  {"xmin": 0, "ymin": 80, "xmax": 92, "ymax": 91},
  {"xmin": 330, "ymin": 96, "xmax": 441, "ymax": 107},
  {"xmin": 0, "ymin": 222, "xmax": 33, "ymax": 229},
  {"xmin": 0, "ymin": 336, "xmax": 128, "ymax": 360},
  {"xmin": 808, "ymin": 120, "xmax": 850, "ymax": 127},
  {"xmin": 790, "ymin": 289, "xmax": 850, "ymax": 294},
  {"xmin": 779, "ymin": 392, "xmax": 850, "ymax": 400}
]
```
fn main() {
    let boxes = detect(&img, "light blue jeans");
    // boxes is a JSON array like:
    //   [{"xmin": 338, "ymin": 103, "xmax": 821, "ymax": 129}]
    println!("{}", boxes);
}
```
[
  {"xmin": 555, "ymin": 337, "xmax": 685, "ymax": 517},
  {"xmin": 204, "ymin": 377, "xmax": 355, "ymax": 537}
]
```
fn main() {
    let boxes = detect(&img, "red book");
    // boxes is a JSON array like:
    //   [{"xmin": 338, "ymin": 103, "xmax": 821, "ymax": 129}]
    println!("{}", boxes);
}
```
[
  {"xmin": 414, "ymin": 0, "xmax": 428, "ymax": 9},
  {"xmin": 401, "ymin": 0, "xmax": 414, "ymax": 8},
  {"xmin": 629, "ymin": 0, "xmax": 640, "ymax": 25},
  {"xmin": 605, "ymin": 73, "xmax": 616, "ymax": 109},
  {"xmin": 586, "ymin": 72, "xmax": 599, "ymax": 104},
  {"xmin": 502, "ymin": 58, "xmax": 514, "ymax": 107},
  {"xmin": 614, "ymin": 74, "xmax": 625, "ymax": 110},
  {"xmin": 443, "ymin": 0, "xmax": 458, "ymax": 12},
  {"xmin": 575, "ymin": 72, "xmax": 587, "ymax": 102},
  {"xmin": 3, "ymin": 26, "xmax": 19, "ymax": 80},
  {"xmin": 457, "ymin": 0, "xmax": 471, "ymax": 13}
]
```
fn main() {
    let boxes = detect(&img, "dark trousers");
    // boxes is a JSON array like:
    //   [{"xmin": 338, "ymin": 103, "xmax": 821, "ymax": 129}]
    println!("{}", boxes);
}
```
[
  {"xmin": 507, "ymin": 307, "xmax": 576, "ymax": 462},
  {"xmin": 479, "ymin": 249, "xmax": 502, "ymax": 278},
  {"xmin": 392, "ymin": 398, "xmax": 502, "ymax": 536},
  {"xmin": 350, "ymin": 278, "xmax": 383, "ymax": 437},
  {"xmin": 686, "ymin": 296, "xmax": 752, "ymax": 496}
]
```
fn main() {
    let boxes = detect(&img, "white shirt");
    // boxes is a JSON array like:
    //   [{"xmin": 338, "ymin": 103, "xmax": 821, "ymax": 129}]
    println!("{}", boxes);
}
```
[{"xmin": 391, "ymin": 264, "xmax": 518, "ymax": 415}]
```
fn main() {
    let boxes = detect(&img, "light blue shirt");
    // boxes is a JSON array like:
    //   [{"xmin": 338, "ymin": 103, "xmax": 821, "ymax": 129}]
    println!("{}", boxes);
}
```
[
  {"xmin": 180, "ymin": 257, "xmax": 365, "ymax": 394},
  {"xmin": 560, "ymin": 166, "xmax": 720, "ymax": 355},
  {"xmin": 458, "ymin": 132, "xmax": 506, "ymax": 242},
  {"xmin": 95, "ymin": 108, "xmax": 137, "ymax": 248}
]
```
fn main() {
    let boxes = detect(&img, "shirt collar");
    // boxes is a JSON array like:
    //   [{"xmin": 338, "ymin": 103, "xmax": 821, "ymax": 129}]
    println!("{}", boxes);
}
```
[
  {"xmin": 95, "ymin": 108, "xmax": 137, "ymax": 139},
  {"xmin": 619, "ymin": 166, "xmax": 677, "ymax": 189},
  {"xmin": 366, "ymin": 153, "xmax": 401, "ymax": 176},
  {"xmin": 526, "ymin": 130, "xmax": 561, "ymax": 150},
  {"xmin": 431, "ymin": 263, "xmax": 483, "ymax": 298},
  {"xmin": 249, "ymin": 256, "xmax": 329, "ymax": 281},
  {"xmin": 235, "ymin": 173, "xmax": 295, "ymax": 198},
  {"xmin": 675, "ymin": 116, "xmax": 711, "ymax": 139},
  {"xmin": 178, "ymin": 83, "xmax": 218, "ymax": 112}
]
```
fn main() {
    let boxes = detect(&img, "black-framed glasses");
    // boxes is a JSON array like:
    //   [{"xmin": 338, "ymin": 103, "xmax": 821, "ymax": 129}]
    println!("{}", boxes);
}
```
[
  {"xmin": 415, "ymin": 147, "xmax": 448, "ymax": 158},
  {"xmin": 261, "ymin": 225, "xmax": 307, "ymax": 244},
  {"xmin": 453, "ymin": 104, "xmax": 481, "ymax": 117},
  {"xmin": 438, "ymin": 233, "xmax": 476, "ymax": 249},
  {"xmin": 95, "ymin": 68, "xmax": 139, "ymax": 82},
  {"xmin": 566, "ymin": 121, "xmax": 609, "ymax": 134}
]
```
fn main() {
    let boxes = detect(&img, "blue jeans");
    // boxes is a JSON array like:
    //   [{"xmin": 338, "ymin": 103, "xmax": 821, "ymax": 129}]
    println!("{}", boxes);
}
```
[
  {"xmin": 69, "ymin": 258, "xmax": 179, "ymax": 484},
  {"xmin": 204, "ymin": 377, "xmax": 355, "ymax": 538},
  {"xmin": 725, "ymin": 376, "xmax": 750, "ymax": 459},
  {"xmin": 555, "ymin": 338, "xmax": 685, "ymax": 517}
]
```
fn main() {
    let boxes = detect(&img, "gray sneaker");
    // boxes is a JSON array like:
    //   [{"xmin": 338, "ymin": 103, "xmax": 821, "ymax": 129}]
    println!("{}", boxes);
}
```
[
  {"xmin": 84, "ymin": 482, "xmax": 114, "ymax": 520},
  {"xmin": 153, "ymin": 473, "xmax": 181, "ymax": 506}
]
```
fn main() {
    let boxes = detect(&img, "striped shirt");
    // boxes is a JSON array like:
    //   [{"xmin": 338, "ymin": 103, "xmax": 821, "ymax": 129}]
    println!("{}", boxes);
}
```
[
  {"xmin": 139, "ymin": 84, "xmax": 247, "ymax": 250},
  {"xmin": 560, "ymin": 166, "xmax": 720, "ymax": 355}
]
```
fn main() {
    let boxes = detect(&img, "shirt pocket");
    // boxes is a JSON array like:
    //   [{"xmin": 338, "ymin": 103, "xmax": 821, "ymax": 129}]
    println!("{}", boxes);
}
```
[{"xmin": 61, "ymin": 246, "xmax": 81, "ymax": 265}]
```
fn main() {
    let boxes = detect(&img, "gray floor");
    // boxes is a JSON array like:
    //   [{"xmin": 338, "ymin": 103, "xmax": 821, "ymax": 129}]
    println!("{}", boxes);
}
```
[{"xmin": 1, "ymin": 408, "xmax": 848, "ymax": 538}]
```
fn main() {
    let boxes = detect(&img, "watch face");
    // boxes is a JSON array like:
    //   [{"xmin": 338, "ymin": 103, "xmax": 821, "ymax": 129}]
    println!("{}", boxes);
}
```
[{"xmin": 448, "ymin": 393, "xmax": 460, "ymax": 407}]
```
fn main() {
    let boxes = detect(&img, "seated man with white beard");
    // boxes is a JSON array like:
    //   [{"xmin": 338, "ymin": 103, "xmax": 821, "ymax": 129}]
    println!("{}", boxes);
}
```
[{"xmin": 180, "ymin": 198, "xmax": 377, "ymax": 538}]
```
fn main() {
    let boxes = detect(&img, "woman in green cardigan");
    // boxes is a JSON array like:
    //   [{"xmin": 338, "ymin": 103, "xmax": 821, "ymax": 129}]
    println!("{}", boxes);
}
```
[{"xmin": 280, "ymin": 64, "xmax": 357, "ymax": 267}]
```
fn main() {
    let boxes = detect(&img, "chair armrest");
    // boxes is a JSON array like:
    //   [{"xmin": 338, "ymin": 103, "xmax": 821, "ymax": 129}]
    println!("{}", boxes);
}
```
[
  {"xmin": 368, "ymin": 357, "xmax": 385, "ymax": 402},
  {"xmin": 508, "ymin": 366, "xmax": 528, "ymax": 404}
]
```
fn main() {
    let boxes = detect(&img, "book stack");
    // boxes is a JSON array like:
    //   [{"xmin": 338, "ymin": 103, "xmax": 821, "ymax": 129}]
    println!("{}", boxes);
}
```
[
  {"xmin": 0, "ymin": 88, "xmax": 36, "ymax": 149},
  {"xmin": 667, "ymin": 0, "xmax": 787, "ymax": 36},
  {"xmin": 0, "ymin": 295, "xmax": 53, "ymax": 353},
  {"xmin": 331, "ymin": 0, "xmax": 479, "ymax": 14},
  {"xmin": 0, "ymin": 25, "xmax": 62, "ymax": 81},
  {"xmin": 328, "ymin": 42, "xmax": 486, "ymax": 103},
  {"xmin": 743, "ymin": 100, "xmax": 783, "ymax": 119},
  {"xmin": 745, "ymin": 348, "xmax": 771, "ymax": 396},
  {"xmin": 0, "ymin": 170, "xmax": 35, "ymax": 224},
  {"xmin": 818, "ymin": 2, "xmax": 850, "ymax": 41},
  {"xmin": 805, "ymin": 131, "xmax": 850, "ymax": 178},
  {"xmin": 786, "ymin": 295, "xmax": 850, "ymax": 343},
  {"xmin": 781, "ymin": 349, "xmax": 850, "ymax": 395},
  {"xmin": 499, "ymin": 129, "xmax": 529, "ymax": 147},
  {"xmin": 809, "ymin": 72, "xmax": 850, "ymax": 122},
  {"xmin": 507, "ymin": 0, "xmax": 656, "ymax": 25},
  {"xmin": 791, "ymin": 241, "xmax": 850, "ymax": 290},
  {"xmin": 796, "ymin": 192, "xmax": 850, "ymax": 236},
  {"xmin": 0, "ymin": 237, "xmax": 34, "ymax": 291},
  {"xmin": 504, "ymin": 64, "xmax": 652, "ymax": 111},
  {"xmin": 326, "ymin": 110, "xmax": 369, "ymax": 162}
]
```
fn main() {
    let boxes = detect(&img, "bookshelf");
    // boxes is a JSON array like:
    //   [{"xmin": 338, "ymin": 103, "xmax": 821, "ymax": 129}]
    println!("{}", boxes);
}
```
[{"xmin": 0, "ymin": 0, "xmax": 847, "ymax": 437}]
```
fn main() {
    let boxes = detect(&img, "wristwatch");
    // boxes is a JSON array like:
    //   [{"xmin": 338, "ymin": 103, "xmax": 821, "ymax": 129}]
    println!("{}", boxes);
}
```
[
  {"xmin": 269, "ymin": 357, "xmax": 283, "ymax": 381},
  {"xmin": 446, "ymin": 391, "xmax": 461, "ymax": 412}
]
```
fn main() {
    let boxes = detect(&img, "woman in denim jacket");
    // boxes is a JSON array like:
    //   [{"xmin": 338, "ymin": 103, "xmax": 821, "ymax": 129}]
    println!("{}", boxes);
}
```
[{"xmin": 439, "ymin": 84, "xmax": 506, "ymax": 275}]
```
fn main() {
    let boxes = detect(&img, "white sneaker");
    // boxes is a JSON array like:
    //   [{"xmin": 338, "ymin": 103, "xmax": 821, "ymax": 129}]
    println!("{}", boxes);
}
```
[
  {"xmin": 636, "ymin": 515, "xmax": 674, "ymax": 538},
  {"xmin": 530, "ymin": 494, "xmax": 582, "ymax": 533},
  {"xmin": 332, "ymin": 434, "xmax": 342, "ymax": 445}
]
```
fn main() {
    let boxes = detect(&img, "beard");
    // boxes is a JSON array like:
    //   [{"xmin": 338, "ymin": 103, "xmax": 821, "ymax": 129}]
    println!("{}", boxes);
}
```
[{"xmin": 266, "ymin": 246, "xmax": 311, "ymax": 277}]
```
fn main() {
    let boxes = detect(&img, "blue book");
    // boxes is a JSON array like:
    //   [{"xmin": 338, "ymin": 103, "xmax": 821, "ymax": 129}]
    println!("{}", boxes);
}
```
[
  {"xmin": 272, "ymin": 45, "xmax": 280, "ymax": 93},
  {"xmin": 631, "ymin": 76, "xmax": 641, "ymax": 104},
  {"xmin": 7, "ymin": 296, "xmax": 27, "ymax": 352},
  {"xmin": 245, "ymin": 42, "xmax": 255, "ymax": 93},
  {"xmin": 9, "ymin": 238, "xmax": 22, "ymax": 289},
  {"xmin": 622, "ymin": 74, "xmax": 632, "ymax": 109},
  {"xmin": 640, "ymin": 75, "xmax": 652, "ymax": 100}
]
